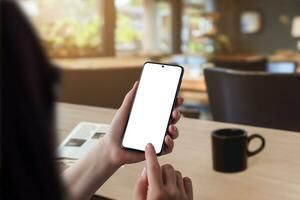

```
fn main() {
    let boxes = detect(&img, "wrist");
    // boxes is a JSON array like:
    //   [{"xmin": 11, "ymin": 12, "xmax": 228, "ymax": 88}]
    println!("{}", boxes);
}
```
[
  {"xmin": 99, "ymin": 136, "xmax": 123, "ymax": 169},
  {"xmin": 63, "ymin": 139, "xmax": 120, "ymax": 200}
]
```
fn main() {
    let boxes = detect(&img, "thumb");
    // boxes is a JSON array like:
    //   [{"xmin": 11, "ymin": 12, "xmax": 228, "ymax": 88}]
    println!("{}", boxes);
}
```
[
  {"xmin": 119, "ymin": 81, "xmax": 138, "ymax": 114},
  {"xmin": 134, "ymin": 167, "xmax": 148, "ymax": 200},
  {"xmin": 112, "ymin": 81, "xmax": 138, "ymax": 128}
]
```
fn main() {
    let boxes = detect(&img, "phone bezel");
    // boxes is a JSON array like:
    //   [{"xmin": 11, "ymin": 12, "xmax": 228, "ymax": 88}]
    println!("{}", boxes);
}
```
[{"xmin": 121, "ymin": 61, "xmax": 184, "ymax": 155}]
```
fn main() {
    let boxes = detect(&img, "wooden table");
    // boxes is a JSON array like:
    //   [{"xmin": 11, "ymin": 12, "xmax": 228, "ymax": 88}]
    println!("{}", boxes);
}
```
[{"xmin": 57, "ymin": 103, "xmax": 300, "ymax": 200}]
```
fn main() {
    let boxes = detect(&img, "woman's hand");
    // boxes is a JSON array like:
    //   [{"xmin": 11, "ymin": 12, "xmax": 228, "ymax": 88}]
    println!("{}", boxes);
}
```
[
  {"xmin": 102, "ymin": 82, "xmax": 184, "ymax": 167},
  {"xmin": 134, "ymin": 143, "xmax": 193, "ymax": 200},
  {"xmin": 63, "ymin": 82, "xmax": 184, "ymax": 200}
]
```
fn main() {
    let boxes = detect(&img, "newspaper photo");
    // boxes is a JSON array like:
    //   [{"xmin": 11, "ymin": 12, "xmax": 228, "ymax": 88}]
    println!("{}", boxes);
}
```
[{"xmin": 56, "ymin": 122, "xmax": 110, "ymax": 160}]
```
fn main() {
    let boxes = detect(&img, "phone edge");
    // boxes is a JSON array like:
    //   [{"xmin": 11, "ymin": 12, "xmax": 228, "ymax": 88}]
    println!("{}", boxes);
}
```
[{"xmin": 120, "ymin": 61, "xmax": 185, "ymax": 155}]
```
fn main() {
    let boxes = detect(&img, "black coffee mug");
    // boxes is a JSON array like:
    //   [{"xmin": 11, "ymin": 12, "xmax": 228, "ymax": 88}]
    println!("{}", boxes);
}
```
[{"xmin": 211, "ymin": 128, "xmax": 265, "ymax": 173}]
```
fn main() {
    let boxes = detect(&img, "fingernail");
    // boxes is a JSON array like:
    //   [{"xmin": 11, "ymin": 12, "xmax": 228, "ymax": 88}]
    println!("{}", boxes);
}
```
[
  {"xmin": 170, "ymin": 125, "xmax": 175, "ymax": 133},
  {"xmin": 141, "ymin": 167, "xmax": 146, "ymax": 177},
  {"xmin": 132, "ymin": 81, "xmax": 138, "ymax": 88},
  {"xmin": 175, "ymin": 111, "xmax": 179, "ymax": 118},
  {"xmin": 146, "ymin": 143, "xmax": 150, "ymax": 150},
  {"xmin": 147, "ymin": 143, "xmax": 154, "ymax": 152}
]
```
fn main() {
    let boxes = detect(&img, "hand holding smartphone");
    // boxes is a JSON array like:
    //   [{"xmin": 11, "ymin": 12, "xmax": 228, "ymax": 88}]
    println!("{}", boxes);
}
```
[{"xmin": 121, "ymin": 62, "xmax": 184, "ymax": 154}]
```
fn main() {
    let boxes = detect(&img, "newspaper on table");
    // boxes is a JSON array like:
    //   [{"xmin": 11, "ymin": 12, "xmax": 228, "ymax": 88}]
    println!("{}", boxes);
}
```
[{"xmin": 56, "ymin": 122, "xmax": 110, "ymax": 163}]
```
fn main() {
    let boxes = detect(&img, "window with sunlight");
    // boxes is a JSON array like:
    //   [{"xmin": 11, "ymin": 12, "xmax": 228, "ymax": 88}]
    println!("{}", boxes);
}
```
[
  {"xmin": 115, "ymin": 0, "xmax": 172, "ymax": 55},
  {"xmin": 156, "ymin": 1, "xmax": 172, "ymax": 53},
  {"xmin": 182, "ymin": 0, "xmax": 216, "ymax": 54},
  {"xmin": 19, "ymin": 0, "xmax": 103, "ymax": 58},
  {"xmin": 115, "ymin": 0, "xmax": 144, "ymax": 54}
]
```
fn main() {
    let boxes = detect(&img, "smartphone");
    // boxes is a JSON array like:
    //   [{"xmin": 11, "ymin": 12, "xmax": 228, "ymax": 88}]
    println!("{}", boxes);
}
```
[{"xmin": 121, "ymin": 62, "xmax": 184, "ymax": 154}]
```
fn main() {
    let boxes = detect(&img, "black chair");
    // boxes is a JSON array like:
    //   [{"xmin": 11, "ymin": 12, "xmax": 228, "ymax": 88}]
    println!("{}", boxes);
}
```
[
  {"xmin": 204, "ymin": 67, "xmax": 300, "ymax": 132},
  {"xmin": 213, "ymin": 57, "xmax": 267, "ymax": 71}
]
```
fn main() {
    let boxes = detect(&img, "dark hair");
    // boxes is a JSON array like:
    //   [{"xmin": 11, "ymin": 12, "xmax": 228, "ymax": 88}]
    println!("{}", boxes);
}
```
[{"xmin": 1, "ymin": 1, "xmax": 64, "ymax": 199}]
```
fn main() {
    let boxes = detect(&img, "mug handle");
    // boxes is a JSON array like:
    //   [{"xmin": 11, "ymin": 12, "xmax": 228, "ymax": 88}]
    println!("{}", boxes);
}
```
[{"xmin": 247, "ymin": 134, "xmax": 266, "ymax": 157}]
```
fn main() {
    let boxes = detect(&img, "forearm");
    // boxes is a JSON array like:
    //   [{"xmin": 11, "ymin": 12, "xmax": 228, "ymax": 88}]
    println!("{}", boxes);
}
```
[{"xmin": 63, "ymin": 139, "xmax": 120, "ymax": 200}]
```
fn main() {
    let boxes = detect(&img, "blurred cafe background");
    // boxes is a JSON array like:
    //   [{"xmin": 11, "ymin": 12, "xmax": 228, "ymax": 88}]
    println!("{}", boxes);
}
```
[{"xmin": 18, "ymin": 0, "xmax": 300, "ymax": 131}]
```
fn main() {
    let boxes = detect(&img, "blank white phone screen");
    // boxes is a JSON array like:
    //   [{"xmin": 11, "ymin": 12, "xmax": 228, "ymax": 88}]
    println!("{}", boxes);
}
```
[{"xmin": 122, "ymin": 63, "xmax": 182, "ymax": 153}]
